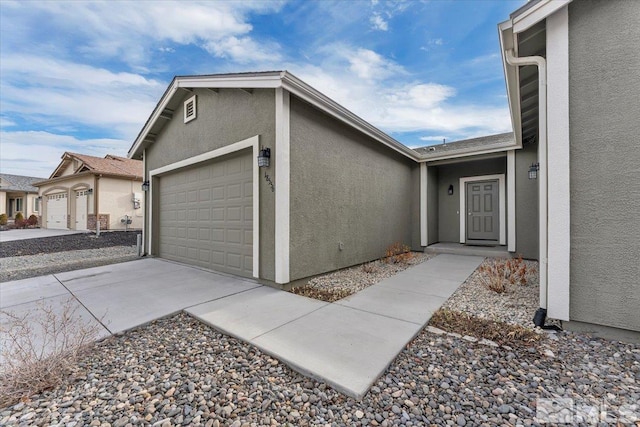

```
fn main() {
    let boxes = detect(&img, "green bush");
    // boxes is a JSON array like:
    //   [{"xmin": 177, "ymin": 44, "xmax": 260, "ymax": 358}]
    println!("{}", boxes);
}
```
[{"xmin": 0, "ymin": 213, "xmax": 7, "ymax": 226}]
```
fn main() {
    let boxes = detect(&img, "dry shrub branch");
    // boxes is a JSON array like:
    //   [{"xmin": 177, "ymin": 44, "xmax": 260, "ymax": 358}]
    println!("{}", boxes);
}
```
[
  {"xmin": 0, "ymin": 298, "xmax": 104, "ymax": 407},
  {"xmin": 477, "ymin": 255, "xmax": 534, "ymax": 293}
]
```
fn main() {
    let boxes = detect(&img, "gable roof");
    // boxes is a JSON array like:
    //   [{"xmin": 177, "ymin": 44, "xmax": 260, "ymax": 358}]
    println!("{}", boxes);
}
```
[
  {"xmin": 128, "ymin": 71, "xmax": 520, "ymax": 163},
  {"xmin": 0, "ymin": 173, "xmax": 44, "ymax": 193},
  {"xmin": 39, "ymin": 152, "xmax": 142, "ymax": 184},
  {"xmin": 414, "ymin": 132, "xmax": 515, "ymax": 161}
]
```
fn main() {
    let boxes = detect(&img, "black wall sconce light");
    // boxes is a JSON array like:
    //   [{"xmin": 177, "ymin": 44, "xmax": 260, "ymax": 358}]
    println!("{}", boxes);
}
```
[
  {"xmin": 258, "ymin": 147, "xmax": 271, "ymax": 168},
  {"xmin": 86, "ymin": 188, "xmax": 94, "ymax": 195},
  {"xmin": 448, "ymin": 184, "xmax": 454, "ymax": 196},
  {"xmin": 528, "ymin": 163, "xmax": 540, "ymax": 180},
  {"xmin": 141, "ymin": 181, "xmax": 150, "ymax": 192}
]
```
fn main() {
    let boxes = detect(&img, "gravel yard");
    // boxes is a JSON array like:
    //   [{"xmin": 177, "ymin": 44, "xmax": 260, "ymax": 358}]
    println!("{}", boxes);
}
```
[
  {"xmin": 2, "ymin": 313, "xmax": 638, "ymax": 426},
  {"xmin": 0, "ymin": 231, "xmax": 141, "ymax": 282},
  {"xmin": 2, "ymin": 251, "xmax": 638, "ymax": 425}
]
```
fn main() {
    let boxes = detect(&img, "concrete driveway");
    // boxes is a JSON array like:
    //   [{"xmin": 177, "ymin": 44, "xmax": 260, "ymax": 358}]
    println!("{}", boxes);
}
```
[
  {"xmin": 0, "ymin": 228, "xmax": 86, "ymax": 242},
  {"xmin": 0, "ymin": 254, "xmax": 484, "ymax": 399}
]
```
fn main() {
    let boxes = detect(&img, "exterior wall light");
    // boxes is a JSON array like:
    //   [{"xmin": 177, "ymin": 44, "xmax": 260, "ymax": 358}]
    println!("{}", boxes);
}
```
[
  {"xmin": 87, "ymin": 188, "xmax": 94, "ymax": 195},
  {"xmin": 258, "ymin": 147, "xmax": 271, "ymax": 168},
  {"xmin": 528, "ymin": 163, "xmax": 540, "ymax": 180},
  {"xmin": 448, "ymin": 184, "xmax": 454, "ymax": 196},
  {"xmin": 141, "ymin": 181, "xmax": 150, "ymax": 192}
]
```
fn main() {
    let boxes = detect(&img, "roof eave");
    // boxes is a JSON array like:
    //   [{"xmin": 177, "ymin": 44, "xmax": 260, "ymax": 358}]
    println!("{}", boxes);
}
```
[
  {"xmin": 417, "ymin": 141, "xmax": 520, "ymax": 163},
  {"xmin": 128, "ymin": 72, "xmax": 420, "ymax": 162}
]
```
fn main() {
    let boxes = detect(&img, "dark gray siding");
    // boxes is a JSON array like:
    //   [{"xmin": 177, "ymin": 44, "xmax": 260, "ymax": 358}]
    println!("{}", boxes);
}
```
[
  {"xmin": 436, "ymin": 157, "xmax": 506, "ymax": 243},
  {"xmin": 515, "ymin": 144, "xmax": 539, "ymax": 259},
  {"xmin": 145, "ymin": 88, "xmax": 277, "ymax": 281},
  {"xmin": 568, "ymin": 0, "xmax": 640, "ymax": 331},
  {"xmin": 289, "ymin": 96, "xmax": 415, "ymax": 281}
]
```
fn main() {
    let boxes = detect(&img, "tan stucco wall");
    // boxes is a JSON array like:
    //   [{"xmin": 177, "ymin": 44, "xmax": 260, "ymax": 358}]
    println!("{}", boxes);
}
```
[
  {"xmin": 99, "ymin": 177, "xmax": 144, "ymax": 230},
  {"xmin": 0, "ymin": 192, "xmax": 7, "ymax": 217}
]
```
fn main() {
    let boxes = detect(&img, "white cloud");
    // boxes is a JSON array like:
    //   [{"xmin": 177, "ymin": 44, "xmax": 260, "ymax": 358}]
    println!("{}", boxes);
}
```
[
  {"xmin": 0, "ymin": 55, "xmax": 164, "ymax": 139},
  {"xmin": 370, "ymin": 13, "xmax": 388, "ymax": 31},
  {"xmin": 347, "ymin": 48, "xmax": 406, "ymax": 81},
  {"xmin": 419, "ymin": 135, "xmax": 447, "ymax": 142},
  {"xmin": 204, "ymin": 36, "xmax": 282, "ymax": 64},
  {"xmin": 0, "ymin": 131, "xmax": 129, "ymax": 177}
]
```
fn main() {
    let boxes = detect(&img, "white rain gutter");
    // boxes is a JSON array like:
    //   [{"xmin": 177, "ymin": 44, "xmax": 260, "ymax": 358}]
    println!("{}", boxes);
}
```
[{"xmin": 504, "ymin": 49, "xmax": 548, "ymax": 310}]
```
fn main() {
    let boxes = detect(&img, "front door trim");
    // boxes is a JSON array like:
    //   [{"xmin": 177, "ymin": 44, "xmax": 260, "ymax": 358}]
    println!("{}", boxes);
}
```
[{"xmin": 459, "ymin": 174, "xmax": 505, "ymax": 245}]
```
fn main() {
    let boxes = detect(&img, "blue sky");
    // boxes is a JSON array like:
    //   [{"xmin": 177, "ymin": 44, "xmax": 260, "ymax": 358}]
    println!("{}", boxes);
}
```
[{"xmin": 0, "ymin": 0, "xmax": 524, "ymax": 177}]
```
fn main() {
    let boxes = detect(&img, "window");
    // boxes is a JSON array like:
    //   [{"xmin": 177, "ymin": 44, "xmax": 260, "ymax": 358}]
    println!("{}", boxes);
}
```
[
  {"xmin": 183, "ymin": 95, "xmax": 197, "ymax": 123},
  {"xmin": 15, "ymin": 198, "xmax": 23, "ymax": 213},
  {"xmin": 34, "ymin": 197, "xmax": 40, "ymax": 213}
]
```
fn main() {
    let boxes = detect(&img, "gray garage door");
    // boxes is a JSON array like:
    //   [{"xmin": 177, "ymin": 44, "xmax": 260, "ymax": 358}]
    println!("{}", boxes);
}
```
[{"xmin": 157, "ymin": 149, "xmax": 253, "ymax": 278}]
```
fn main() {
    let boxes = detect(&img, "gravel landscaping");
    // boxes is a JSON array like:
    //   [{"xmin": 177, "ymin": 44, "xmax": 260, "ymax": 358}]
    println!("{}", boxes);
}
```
[
  {"xmin": 2, "ymin": 251, "xmax": 638, "ymax": 425},
  {"xmin": 0, "ymin": 231, "xmax": 141, "ymax": 282},
  {"xmin": 1, "ymin": 313, "xmax": 638, "ymax": 426},
  {"xmin": 291, "ymin": 253, "xmax": 433, "ymax": 302}
]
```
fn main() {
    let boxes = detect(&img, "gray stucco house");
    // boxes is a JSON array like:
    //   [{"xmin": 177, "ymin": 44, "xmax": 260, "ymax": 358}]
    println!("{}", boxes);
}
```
[{"xmin": 128, "ymin": 0, "xmax": 638, "ymax": 337}]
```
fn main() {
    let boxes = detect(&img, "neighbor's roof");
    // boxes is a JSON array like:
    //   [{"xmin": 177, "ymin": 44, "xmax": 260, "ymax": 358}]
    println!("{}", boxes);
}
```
[
  {"xmin": 414, "ymin": 132, "xmax": 516, "ymax": 161},
  {"xmin": 36, "ymin": 152, "xmax": 143, "ymax": 185},
  {"xmin": 0, "ymin": 173, "xmax": 44, "ymax": 193}
]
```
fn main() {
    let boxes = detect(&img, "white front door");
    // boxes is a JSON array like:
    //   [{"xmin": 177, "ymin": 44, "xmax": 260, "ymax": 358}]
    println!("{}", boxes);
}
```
[
  {"xmin": 75, "ymin": 190, "xmax": 88, "ymax": 230},
  {"xmin": 47, "ymin": 193, "xmax": 68, "ymax": 229}
]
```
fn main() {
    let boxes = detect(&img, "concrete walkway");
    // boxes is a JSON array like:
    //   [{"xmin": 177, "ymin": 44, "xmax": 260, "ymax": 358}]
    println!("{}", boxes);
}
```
[
  {"xmin": 0, "ymin": 228, "xmax": 86, "ymax": 242},
  {"xmin": 1, "ymin": 254, "xmax": 483, "ymax": 399}
]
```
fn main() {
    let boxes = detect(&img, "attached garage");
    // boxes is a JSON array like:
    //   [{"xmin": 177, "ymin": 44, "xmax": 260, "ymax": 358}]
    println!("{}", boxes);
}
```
[
  {"xmin": 156, "ymin": 149, "xmax": 254, "ymax": 278},
  {"xmin": 47, "ymin": 193, "xmax": 68, "ymax": 229}
]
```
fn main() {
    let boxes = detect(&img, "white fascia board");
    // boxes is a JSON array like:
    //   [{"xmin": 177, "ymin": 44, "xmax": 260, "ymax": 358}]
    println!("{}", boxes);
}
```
[
  {"xmin": 512, "ymin": 0, "xmax": 572, "ymax": 34},
  {"xmin": 419, "ymin": 143, "xmax": 519, "ymax": 164},
  {"xmin": 176, "ymin": 76, "xmax": 283, "ymax": 89},
  {"xmin": 281, "ymin": 73, "xmax": 420, "ymax": 162}
]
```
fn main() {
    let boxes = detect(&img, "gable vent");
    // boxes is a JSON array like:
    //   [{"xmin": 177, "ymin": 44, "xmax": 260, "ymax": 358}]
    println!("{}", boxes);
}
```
[{"xmin": 184, "ymin": 95, "xmax": 197, "ymax": 123}]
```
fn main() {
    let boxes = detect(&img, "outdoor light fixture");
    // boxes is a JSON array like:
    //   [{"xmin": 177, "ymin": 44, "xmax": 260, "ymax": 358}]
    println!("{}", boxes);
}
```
[
  {"xmin": 141, "ymin": 181, "xmax": 150, "ymax": 192},
  {"xmin": 258, "ymin": 147, "xmax": 271, "ymax": 168},
  {"xmin": 528, "ymin": 163, "xmax": 540, "ymax": 180},
  {"xmin": 448, "ymin": 184, "xmax": 454, "ymax": 196},
  {"xmin": 86, "ymin": 188, "xmax": 93, "ymax": 195}
]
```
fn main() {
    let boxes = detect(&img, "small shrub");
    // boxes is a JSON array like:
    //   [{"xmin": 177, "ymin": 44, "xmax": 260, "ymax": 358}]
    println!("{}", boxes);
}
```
[
  {"xmin": 27, "ymin": 214, "xmax": 38, "ymax": 227},
  {"xmin": 0, "ymin": 299, "xmax": 103, "ymax": 407},
  {"xmin": 477, "ymin": 256, "xmax": 530, "ymax": 294},
  {"xmin": 0, "ymin": 213, "xmax": 7, "ymax": 226},
  {"xmin": 14, "ymin": 212, "xmax": 25, "ymax": 228},
  {"xmin": 384, "ymin": 242, "xmax": 414, "ymax": 265},
  {"xmin": 361, "ymin": 262, "xmax": 379, "ymax": 274}
]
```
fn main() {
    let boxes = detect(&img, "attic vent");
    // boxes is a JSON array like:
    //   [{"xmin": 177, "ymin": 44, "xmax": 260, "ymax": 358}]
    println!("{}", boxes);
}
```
[{"xmin": 184, "ymin": 95, "xmax": 197, "ymax": 123}]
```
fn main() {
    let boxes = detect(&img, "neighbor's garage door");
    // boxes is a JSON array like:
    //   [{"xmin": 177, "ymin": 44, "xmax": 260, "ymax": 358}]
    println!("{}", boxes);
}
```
[
  {"xmin": 47, "ymin": 193, "xmax": 68, "ymax": 229},
  {"xmin": 157, "ymin": 150, "xmax": 253, "ymax": 278}
]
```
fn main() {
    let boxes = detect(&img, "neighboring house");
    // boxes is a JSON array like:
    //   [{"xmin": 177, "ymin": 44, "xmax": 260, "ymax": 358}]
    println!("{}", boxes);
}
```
[
  {"xmin": 498, "ymin": 0, "xmax": 639, "ymax": 337},
  {"xmin": 0, "ymin": 173, "xmax": 45, "ymax": 221},
  {"xmin": 127, "ymin": 0, "xmax": 638, "ymax": 338},
  {"xmin": 34, "ymin": 152, "xmax": 143, "ymax": 231}
]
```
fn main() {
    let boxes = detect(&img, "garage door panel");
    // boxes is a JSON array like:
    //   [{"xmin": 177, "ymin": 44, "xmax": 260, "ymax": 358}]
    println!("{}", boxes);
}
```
[{"xmin": 158, "ymin": 150, "xmax": 253, "ymax": 278}]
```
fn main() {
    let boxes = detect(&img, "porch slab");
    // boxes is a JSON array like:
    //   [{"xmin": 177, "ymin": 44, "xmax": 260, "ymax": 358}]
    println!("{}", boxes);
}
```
[{"xmin": 426, "ymin": 242, "xmax": 512, "ymax": 258}]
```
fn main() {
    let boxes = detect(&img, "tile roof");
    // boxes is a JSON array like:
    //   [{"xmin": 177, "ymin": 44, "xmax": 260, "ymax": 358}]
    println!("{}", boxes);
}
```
[
  {"xmin": 0, "ymin": 173, "xmax": 45, "ymax": 192},
  {"xmin": 61, "ymin": 152, "xmax": 142, "ymax": 178},
  {"xmin": 414, "ymin": 132, "xmax": 515, "ymax": 158}
]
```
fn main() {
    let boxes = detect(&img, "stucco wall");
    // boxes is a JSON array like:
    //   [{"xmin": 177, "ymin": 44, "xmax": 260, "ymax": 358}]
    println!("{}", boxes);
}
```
[
  {"xmin": 568, "ymin": 0, "xmax": 640, "ymax": 331},
  {"xmin": 515, "ymin": 143, "xmax": 539, "ymax": 259},
  {"xmin": 436, "ymin": 157, "xmax": 506, "ymax": 243},
  {"xmin": 98, "ymin": 177, "xmax": 144, "ymax": 230},
  {"xmin": 144, "ymin": 88, "xmax": 276, "ymax": 281},
  {"xmin": 0, "ymin": 192, "xmax": 6, "ymax": 217},
  {"xmin": 289, "ymin": 96, "xmax": 416, "ymax": 281}
]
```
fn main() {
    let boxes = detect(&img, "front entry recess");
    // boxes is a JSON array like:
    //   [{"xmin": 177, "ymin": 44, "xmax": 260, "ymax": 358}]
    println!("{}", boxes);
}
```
[{"xmin": 466, "ymin": 180, "xmax": 499, "ymax": 241}]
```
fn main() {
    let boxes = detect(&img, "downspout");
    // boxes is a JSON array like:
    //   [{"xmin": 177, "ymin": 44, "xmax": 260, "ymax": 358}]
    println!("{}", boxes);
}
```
[{"xmin": 504, "ymin": 49, "xmax": 550, "ymax": 326}]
